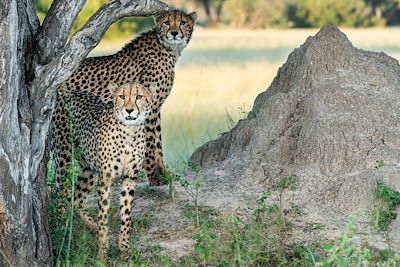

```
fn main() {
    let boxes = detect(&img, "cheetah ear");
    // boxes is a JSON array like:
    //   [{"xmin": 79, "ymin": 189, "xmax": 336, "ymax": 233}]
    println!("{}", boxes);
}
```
[
  {"xmin": 107, "ymin": 82, "xmax": 119, "ymax": 94},
  {"xmin": 153, "ymin": 12, "xmax": 164, "ymax": 25},
  {"xmin": 188, "ymin": 12, "xmax": 197, "ymax": 22}
]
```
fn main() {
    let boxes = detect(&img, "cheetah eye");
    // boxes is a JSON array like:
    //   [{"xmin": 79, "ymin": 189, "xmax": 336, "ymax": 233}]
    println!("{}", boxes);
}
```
[
  {"xmin": 180, "ymin": 21, "xmax": 186, "ymax": 26},
  {"xmin": 164, "ymin": 21, "xmax": 170, "ymax": 26},
  {"xmin": 119, "ymin": 95, "xmax": 125, "ymax": 100},
  {"xmin": 137, "ymin": 95, "xmax": 143, "ymax": 100}
]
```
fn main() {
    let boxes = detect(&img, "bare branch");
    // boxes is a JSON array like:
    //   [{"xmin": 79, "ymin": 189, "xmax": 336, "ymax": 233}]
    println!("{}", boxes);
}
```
[
  {"xmin": 29, "ymin": 0, "xmax": 169, "ymax": 179},
  {"xmin": 36, "ymin": 0, "xmax": 86, "ymax": 65}
]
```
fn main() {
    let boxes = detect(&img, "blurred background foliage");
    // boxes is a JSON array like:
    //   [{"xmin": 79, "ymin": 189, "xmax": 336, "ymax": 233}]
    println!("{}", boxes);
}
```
[
  {"xmin": 221, "ymin": 0, "xmax": 399, "ymax": 28},
  {"xmin": 35, "ymin": 0, "xmax": 400, "ymax": 39}
]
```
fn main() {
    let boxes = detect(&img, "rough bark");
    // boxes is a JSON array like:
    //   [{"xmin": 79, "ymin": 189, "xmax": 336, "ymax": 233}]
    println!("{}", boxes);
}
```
[
  {"xmin": 191, "ymin": 25, "xmax": 400, "ymax": 251},
  {"xmin": 0, "ymin": 0, "xmax": 168, "ymax": 266},
  {"xmin": 0, "ymin": 1, "xmax": 44, "ymax": 266}
]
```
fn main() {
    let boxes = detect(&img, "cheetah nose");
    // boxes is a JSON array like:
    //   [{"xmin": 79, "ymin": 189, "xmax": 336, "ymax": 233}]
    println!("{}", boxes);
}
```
[
  {"xmin": 171, "ymin": 31, "xmax": 178, "ymax": 37},
  {"xmin": 126, "ymin": 109, "xmax": 134, "ymax": 114}
]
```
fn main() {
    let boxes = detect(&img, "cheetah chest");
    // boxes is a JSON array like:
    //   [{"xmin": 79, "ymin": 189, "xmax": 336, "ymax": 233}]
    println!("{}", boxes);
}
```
[{"xmin": 90, "ymin": 123, "xmax": 146, "ymax": 179}]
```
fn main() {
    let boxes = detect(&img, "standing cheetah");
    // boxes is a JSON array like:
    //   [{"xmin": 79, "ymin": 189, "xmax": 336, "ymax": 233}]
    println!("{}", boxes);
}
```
[
  {"xmin": 52, "ymin": 10, "xmax": 197, "ymax": 187},
  {"xmin": 58, "ymin": 82, "xmax": 152, "ymax": 260}
]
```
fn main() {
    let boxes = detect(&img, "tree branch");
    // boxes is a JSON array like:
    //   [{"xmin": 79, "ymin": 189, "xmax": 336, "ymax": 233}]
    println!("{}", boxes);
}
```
[
  {"xmin": 29, "ymin": 0, "xmax": 169, "ymax": 179},
  {"xmin": 36, "ymin": 0, "xmax": 86, "ymax": 65}
]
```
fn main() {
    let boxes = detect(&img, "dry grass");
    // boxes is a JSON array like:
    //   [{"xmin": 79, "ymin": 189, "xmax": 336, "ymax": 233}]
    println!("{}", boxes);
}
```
[{"xmin": 92, "ymin": 28, "xmax": 400, "ymax": 164}]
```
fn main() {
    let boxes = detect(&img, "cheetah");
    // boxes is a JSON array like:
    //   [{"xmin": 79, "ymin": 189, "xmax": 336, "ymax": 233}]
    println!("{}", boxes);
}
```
[
  {"xmin": 52, "ymin": 9, "xmax": 197, "ymax": 187},
  {"xmin": 57, "ymin": 82, "xmax": 152, "ymax": 260}
]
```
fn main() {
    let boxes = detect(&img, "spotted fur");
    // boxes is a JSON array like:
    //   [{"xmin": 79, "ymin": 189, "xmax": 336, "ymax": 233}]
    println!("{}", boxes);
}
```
[
  {"xmin": 52, "ymin": 9, "xmax": 197, "ymax": 187},
  {"xmin": 57, "ymin": 82, "xmax": 152, "ymax": 260}
]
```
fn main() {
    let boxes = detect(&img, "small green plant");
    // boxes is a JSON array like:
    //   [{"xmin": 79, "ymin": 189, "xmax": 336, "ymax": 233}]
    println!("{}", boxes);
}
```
[
  {"xmin": 184, "ymin": 204, "xmax": 220, "ymax": 266},
  {"xmin": 161, "ymin": 162, "xmax": 202, "ymax": 204},
  {"xmin": 275, "ymin": 175, "xmax": 300, "ymax": 193},
  {"xmin": 317, "ymin": 219, "xmax": 372, "ymax": 266},
  {"xmin": 179, "ymin": 162, "xmax": 203, "ymax": 228},
  {"xmin": 193, "ymin": 225, "xmax": 217, "ymax": 267},
  {"xmin": 229, "ymin": 212, "xmax": 246, "ymax": 266},
  {"xmin": 161, "ymin": 167, "xmax": 181, "ymax": 202},
  {"xmin": 255, "ymin": 176, "xmax": 300, "ymax": 225},
  {"xmin": 375, "ymin": 160, "xmax": 385, "ymax": 169},
  {"xmin": 184, "ymin": 205, "xmax": 220, "ymax": 229},
  {"xmin": 180, "ymin": 177, "xmax": 202, "ymax": 228},
  {"xmin": 273, "ymin": 175, "xmax": 300, "ymax": 229},
  {"xmin": 375, "ymin": 179, "xmax": 400, "ymax": 231},
  {"xmin": 255, "ymin": 191, "xmax": 280, "ymax": 222}
]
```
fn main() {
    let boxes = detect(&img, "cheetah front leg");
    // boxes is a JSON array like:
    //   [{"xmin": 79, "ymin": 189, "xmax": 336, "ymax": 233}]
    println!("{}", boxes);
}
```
[
  {"xmin": 118, "ymin": 174, "xmax": 137, "ymax": 260},
  {"xmin": 97, "ymin": 171, "xmax": 112, "ymax": 261},
  {"xmin": 143, "ymin": 111, "xmax": 164, "ymax": 186}
]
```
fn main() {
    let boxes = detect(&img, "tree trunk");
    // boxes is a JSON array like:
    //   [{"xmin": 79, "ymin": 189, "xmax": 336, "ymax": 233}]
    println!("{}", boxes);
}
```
[
  {"xmin": 0, "ymin": 1, "xmax": 50, "ymax": 266},
  {"xmin": 0, "ymin": 0, "xmax": 168, "ymax": 266}
]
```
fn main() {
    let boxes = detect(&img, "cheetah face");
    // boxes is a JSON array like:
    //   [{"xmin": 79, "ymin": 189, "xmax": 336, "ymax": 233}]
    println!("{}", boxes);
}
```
[
  {"xmin": 108, "ymin": 82, "xmax": 153, "ymax": 126},
  {"xmin": 154, "ymin": 10, "xmax": 197, "ymax": 51}
]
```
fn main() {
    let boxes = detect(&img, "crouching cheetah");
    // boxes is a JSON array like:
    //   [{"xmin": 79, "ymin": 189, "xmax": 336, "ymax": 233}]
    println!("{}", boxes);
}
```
[
  {"xmin": 58, "ymin": 82, "xmax": 152, "ymax": 260},
  {"xmin": 53, "ymin": 9, "xmax": 197, "ymax": 187}
]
